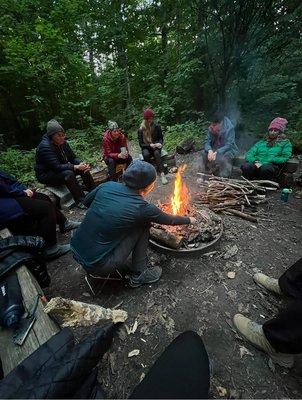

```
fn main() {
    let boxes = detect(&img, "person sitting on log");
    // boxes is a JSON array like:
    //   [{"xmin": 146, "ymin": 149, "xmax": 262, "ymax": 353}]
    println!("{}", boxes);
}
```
[
  {"xmin": 102, "ymin": 121, "xmax": 132, "ymax": 181},
  {"xmin": 71, "ymin": 160, "xmax": 196, "ymax": 287},
  {"xmin": 138, "ymin": 108, "xmax": 168, "ymax": 185},
  {"xmin": 35, "ymin": 119, "xmax": 95, "ymax": 209},
  {"xmin": 233, "ymin": 257, "xmax": 302, "ymax": 368},
  {"xmin": 0, "ymin": 169, "xmax": 80, "ymax": 259},
  {"xmin": 241, "ymin": 117, "xmax": 292, "ymax": 181},
  {"xmin": 199, "ymin": 111, "xmax": 238, "ymax": 178}
]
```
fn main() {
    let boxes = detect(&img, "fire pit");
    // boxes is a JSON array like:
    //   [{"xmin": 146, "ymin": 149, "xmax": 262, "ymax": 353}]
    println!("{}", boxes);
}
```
[{"xmin": 150, "ymin": 165, "xmax": 223, "ymax": 256}]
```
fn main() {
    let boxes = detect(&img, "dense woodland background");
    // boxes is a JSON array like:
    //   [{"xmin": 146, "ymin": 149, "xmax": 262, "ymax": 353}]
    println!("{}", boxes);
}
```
[{"xmin": 0, "ymin": 0, "xmax": 301, "ymax": 183}]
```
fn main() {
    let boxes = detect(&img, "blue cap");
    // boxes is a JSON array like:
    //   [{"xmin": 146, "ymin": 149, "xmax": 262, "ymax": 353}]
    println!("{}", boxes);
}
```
[{"xmin": 123, "ymin": 160, "xmax": 156, "ymax": 190}]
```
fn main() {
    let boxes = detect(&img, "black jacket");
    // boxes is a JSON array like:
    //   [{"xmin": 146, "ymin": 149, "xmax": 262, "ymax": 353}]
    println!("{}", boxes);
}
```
[
  {"xmin": 137, "ymin": 124, "xmax": 163, "ymax": 149},
  {"xmin": 0, "ymin": 323, "xmax": 120, "ymax": 398},
  {"xmin": 35, "ymin": 134, "xmax": 81, "ymax": 180}
]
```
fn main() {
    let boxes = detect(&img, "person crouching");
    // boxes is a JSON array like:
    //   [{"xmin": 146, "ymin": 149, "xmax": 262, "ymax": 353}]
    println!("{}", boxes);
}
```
[
  {"xmin": 71, "ymin": 160, "xmax": 196, "ymax": 287},
  {"xmin": 102, "ymin": 121, "xmax": 132, "ymax": 181}
]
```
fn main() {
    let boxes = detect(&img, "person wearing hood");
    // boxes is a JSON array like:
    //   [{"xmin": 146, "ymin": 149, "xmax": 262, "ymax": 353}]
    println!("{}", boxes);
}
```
[
  {"xmin": 241, "ymin": 117, "xmax": 292, "ymax": 181},
  {"xmin": 200, "ymin": 112, "xmax": 238, "ymax": 178},
  {"xmin": 138, "ymin": 108, "xmax": 168, "ymax": 185},
  {"xmin": 102, "ymin": 121, "xmax": 132, "ymax": 181},
  {"xmin": 35, "ymin": 119, "xmax": 95, "ymax": 208},
  {"xmin": 71, "ymin": 160, "xmax": 196, "ymax": 288},
  {"xmin": 0, "ymin": 169, "xmax": 80, "ymax": 259}
]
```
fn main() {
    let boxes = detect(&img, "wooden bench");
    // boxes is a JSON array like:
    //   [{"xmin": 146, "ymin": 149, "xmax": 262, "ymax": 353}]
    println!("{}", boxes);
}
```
[{"xmin": 0, "ymin": 229, "xmax": 59, "ymax": 376}]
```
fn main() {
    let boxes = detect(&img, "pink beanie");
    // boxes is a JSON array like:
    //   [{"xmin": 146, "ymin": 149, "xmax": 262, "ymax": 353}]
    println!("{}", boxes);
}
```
[
  {"xmin": 268, "ymin": 117, "xmax": 288, "ymax": 132},
  {"xmin": 143, "ymin": 108, "xmax": 155, "ymax": 120}
]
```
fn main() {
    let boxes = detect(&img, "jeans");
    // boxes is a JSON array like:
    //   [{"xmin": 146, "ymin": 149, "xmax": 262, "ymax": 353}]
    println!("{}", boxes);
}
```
[
  {"xmin": 6, "ymin": 192, "xmax": 66, "ymax": 246},
  {"xmin": 38, "ymin": 170, "xmax": 95, "ymax": 202},
  {"xmin": 241, "ymin": 162, "xmax": 281, "ymax": 181},
  {"xmin": 263, "ymin": 257, "xmax": 302, "ymax": 354},
  {"xmin": 84, "ymin": 226, "xmax": 150, "ymax": 277},
  {"xmin": 142, "ymin": 147, "xmax": 164, "ymax": 173},
  {"xmin": 104, "ymin": 156, "xmax": 132, "ymax": 181},
  {"xmin": 199, "ymin": 150, "xmax": 233, "ymax": 178}
]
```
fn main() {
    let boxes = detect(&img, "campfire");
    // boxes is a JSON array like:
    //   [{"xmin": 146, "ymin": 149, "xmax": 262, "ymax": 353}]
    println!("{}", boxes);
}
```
[{"xmin": 150, "ymin": 165, "xmax": 222, "ymax": 252}]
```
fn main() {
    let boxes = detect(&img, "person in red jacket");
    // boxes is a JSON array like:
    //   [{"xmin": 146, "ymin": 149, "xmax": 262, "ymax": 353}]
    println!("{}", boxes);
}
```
[{"xmin": 102, "ymin": 121, "xmax": 132, "ymax": 181}]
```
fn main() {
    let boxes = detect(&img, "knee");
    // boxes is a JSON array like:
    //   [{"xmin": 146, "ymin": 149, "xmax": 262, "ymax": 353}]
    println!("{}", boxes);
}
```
[
  {"xmin": 142, "ymin": 149, "xmax": 150, "ymax": 160},
  {"xmin": 62, "ymin": 170, "xmax": 75, "ymax": 181},
  {"xmin": 153, "ymin": 149, "xmax": 161, "ymax": 158}
]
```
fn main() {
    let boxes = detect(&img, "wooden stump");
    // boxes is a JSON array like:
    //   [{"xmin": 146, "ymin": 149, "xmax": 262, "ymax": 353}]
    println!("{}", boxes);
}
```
[{"xmin": 0, "ymin": 229, "xmax": 59, "ymax": 376}]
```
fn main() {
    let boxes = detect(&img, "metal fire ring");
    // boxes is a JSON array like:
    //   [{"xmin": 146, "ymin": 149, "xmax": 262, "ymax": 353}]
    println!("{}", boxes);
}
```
[{"xmin": 149, "ymin": 223, "xmax": 224, "ymax": 258}]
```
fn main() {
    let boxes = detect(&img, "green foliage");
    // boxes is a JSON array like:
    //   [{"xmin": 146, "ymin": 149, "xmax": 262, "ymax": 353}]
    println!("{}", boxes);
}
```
[
  {"xmin": 164, "ymin": 120, "xmax": 207, "ymax": 152},
  {"xmin": 0, "ymin": 148, "xmax": 36, "ymax": 185}
]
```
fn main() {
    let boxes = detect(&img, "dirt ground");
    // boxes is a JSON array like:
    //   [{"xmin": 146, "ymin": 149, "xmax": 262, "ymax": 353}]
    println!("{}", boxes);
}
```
[{"xmin": 47, "ymin": 153, "xmax": 302, "ymax": 399}]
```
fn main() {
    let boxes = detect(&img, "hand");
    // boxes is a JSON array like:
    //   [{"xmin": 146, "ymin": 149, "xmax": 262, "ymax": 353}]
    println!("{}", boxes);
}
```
[
  {"xmin": 189, "ymin": 217, "xmax": 197, "ymax": 225},
  {"xmin": 24, "ymin": 189, "xmax": 34, "ymax": 197},
  {"xmin": 150, "ymin": 143, "xmax": 156, "ymax": 149},
  {"xmin": 207, "ymin": 150, "xmax": 215, "ymax": 162},
  {"xmin": 212, "ymin": 151, "xmax": 217, "ymax": 161},
  {"xmin": 155, "ymin": 143, "xmax": 162, "ymax": 149},
  {"xmin": 118, "ymin": 153, "xmax": 127, "ymax": 159},
  {"xmin": 255, "ymin": 161, "xmax": 262, "ymax": 168}
]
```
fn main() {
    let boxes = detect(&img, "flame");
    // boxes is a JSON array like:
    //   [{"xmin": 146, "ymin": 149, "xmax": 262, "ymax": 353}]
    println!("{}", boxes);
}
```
[{"xmin": 170, "ymin": 164, "xmax": 190, "ymax": 215}]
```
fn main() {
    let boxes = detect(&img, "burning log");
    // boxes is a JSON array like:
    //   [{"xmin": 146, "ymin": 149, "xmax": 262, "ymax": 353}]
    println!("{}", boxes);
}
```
[{"xmin": 150, "ymin": 227, "xmax": 183, "ymax": 249}]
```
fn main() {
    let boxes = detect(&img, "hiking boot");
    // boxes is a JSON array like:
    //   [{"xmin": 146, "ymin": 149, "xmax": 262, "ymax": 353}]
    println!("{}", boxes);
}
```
[
  {"xmin": 59, "ymin": 219, "xmax": 81, "ymax": 233},
  {"xmin": 253, "ymin": 273, "xmax": 282, "ymax": 296},
  {"xmin": 44, "ymin": 243, "xmax": 70, "ymax": 259},
  {"xmin": 233, "ymin": 314, "xmax": 294, "ymax": 368},
  {"xmin": 160, "ymin": 173, "xmax": 168, "ymax": 185},
  {"xmin": 127, "ymin": 266, "xmax": 162, "ymax": 288}
]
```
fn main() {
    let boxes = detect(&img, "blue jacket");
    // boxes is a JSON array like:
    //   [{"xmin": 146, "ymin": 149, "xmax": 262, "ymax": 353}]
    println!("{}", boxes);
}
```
[
  {"xmin": 204, "ymin": 117, "xmax": 238, "ymax": 158},
  {"xmin": 71, "ymin": 181, "xmax": 190, "ymax": 267},
  {"xmin": 35, "ymin": 134, "xmax": 81, "ymax": 181},
  {"xmin": 0, "ymin": 170, "xmax": 26, "ymax": 225}
]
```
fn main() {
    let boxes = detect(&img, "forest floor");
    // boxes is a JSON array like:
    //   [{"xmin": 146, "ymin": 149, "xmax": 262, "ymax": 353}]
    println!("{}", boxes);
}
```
[{"xmin": 47, "ymin": 151, "xmax": 302, "ymax": 399}]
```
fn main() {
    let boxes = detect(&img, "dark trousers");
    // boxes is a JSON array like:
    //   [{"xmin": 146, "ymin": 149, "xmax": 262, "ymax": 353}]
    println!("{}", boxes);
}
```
[
  {"xmin": 105, "ymin": 156, "xmax": 132, "ymax": 181},
  {"xmin": 263, "ymin": 257, "xmax": 302, "ymax": 354},
  {"xmin": 129, "ymin": 331, "xmax": 210, "ymax": 399},
  {"xmin": 200, "ymin": 150, "xmax": 233, "ymax": 178},
  {"xmin": 241, "ymin": 162, "xmax": 281, "ymax": 181},
  {"xmin": 84, "ymin": 226, "xmax": 149, "ymax": 277},
  {"xmin": 39, "ymin": 170, "xmax": 95, "ymax": 202},
  {"xmin": 142, "ymin": 148, "xmax": 164, "ymax": 173},
  {"xmin": 6, "ymin": 192, "xmax": 66, "ymax": 247}
]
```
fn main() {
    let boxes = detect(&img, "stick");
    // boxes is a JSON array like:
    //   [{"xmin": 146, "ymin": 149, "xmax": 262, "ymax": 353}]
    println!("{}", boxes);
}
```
[{"xmin": 227, "ymin": 209, "xmax": 258, "ymax": 223}]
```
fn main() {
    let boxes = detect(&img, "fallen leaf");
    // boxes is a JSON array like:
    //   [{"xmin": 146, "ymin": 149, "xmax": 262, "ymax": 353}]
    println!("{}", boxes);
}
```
[
  {"xmin": 223, "ymin": 245, "xmax": 238, "ymax": 259},
  {"xmin": 227, "ymin": 271, "xmax": 236, "ymax": 279},
  {"xmin": 239, "ymin": 345, "xmax": 254, "ymax": 358},
  {"xmin": 216, "ymin": 386, "xmax": 228, "ymax": 397},
  {"xmin": 128, "ymin": 349, "xmax": 140, "ymax": 358}
]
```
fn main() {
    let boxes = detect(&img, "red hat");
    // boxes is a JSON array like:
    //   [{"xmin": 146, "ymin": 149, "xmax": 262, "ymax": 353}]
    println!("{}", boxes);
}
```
[
  {"xmin": 268, "ymin": 117, "xmax": 288, "ymax": 132},
  {"xmin": 143, "ymin": 108, "xmax": 155, "ymax": 120}
]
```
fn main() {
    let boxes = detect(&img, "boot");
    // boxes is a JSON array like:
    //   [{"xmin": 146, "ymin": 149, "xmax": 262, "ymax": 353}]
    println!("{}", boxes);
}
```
[
  {"xmin": 253, "ymin": 273, "xmax": 282, "ymax": 296},
  {"xmin": 160, "ymin": 173, "xmax": 168, "ymax": 185},
  {"xmin": 44, "ymin": 244, "xmax": 70, "ymax": 260},
  {"xmin": 127, "ymin": 266, "xmax": 162, "ymax": 288},
  {"xmin": 59, "ymin": 219, "xmax": 81, "ymax": 233},
  {"xmin": 233, "ymin": 314, "xmax": 294, "ymax": 368}
]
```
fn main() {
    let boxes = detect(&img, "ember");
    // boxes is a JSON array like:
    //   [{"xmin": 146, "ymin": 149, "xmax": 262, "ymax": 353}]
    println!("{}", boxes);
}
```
[{"xmin": 150, "ymin": 165, "xmax": 223, "ymax": 252}]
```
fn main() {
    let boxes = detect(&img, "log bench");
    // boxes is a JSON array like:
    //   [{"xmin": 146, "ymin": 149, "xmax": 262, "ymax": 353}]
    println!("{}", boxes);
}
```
[{"xmin": 0, "ymin": 229, "xmax": 59, "ymax": 377}]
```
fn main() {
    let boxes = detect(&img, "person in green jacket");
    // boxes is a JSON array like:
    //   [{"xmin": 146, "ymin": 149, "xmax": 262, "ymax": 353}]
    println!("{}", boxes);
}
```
[{"xmin": 241, "ymin": 117, "xmax": 292, "ymax": 181}]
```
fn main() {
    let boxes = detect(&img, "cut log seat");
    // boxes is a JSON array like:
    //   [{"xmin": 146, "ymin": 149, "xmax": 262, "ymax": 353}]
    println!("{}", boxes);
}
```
[{"xmin": 0, "ymin": 229, "xmax": 59, "ymax": 377}]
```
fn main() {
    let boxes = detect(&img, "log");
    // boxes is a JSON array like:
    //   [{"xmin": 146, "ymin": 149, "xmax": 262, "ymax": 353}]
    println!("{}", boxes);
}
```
[
  {"xmin": 44, "ymin": 297, "xmax": 128, "ymax": 327},
  {"xmin": 150, "ymin": 227, "xmax": 183, "ymax": 249},
  {"xmin": 227, "ymin": 209, "xmax": 258, "ymax": 223},
  {"xmin": 0, "ymin": 229, "xmax": 59, "ymax": 376}
]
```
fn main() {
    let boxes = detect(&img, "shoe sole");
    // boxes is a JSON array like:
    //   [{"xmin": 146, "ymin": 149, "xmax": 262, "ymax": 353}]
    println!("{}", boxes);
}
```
[{"xmin": 128, "ymin": 276, "xmax": 161, "ymax": 288}]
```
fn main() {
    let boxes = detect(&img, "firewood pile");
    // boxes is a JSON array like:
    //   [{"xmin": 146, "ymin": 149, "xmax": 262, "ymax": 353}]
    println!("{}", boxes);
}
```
[
  {"xmin": 151, "ymin": 205, "xmax": 222, "ymax": 250},
  {"xmin": 194, "ymin": 174, "xmax": 279, "ymax": 223}
]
